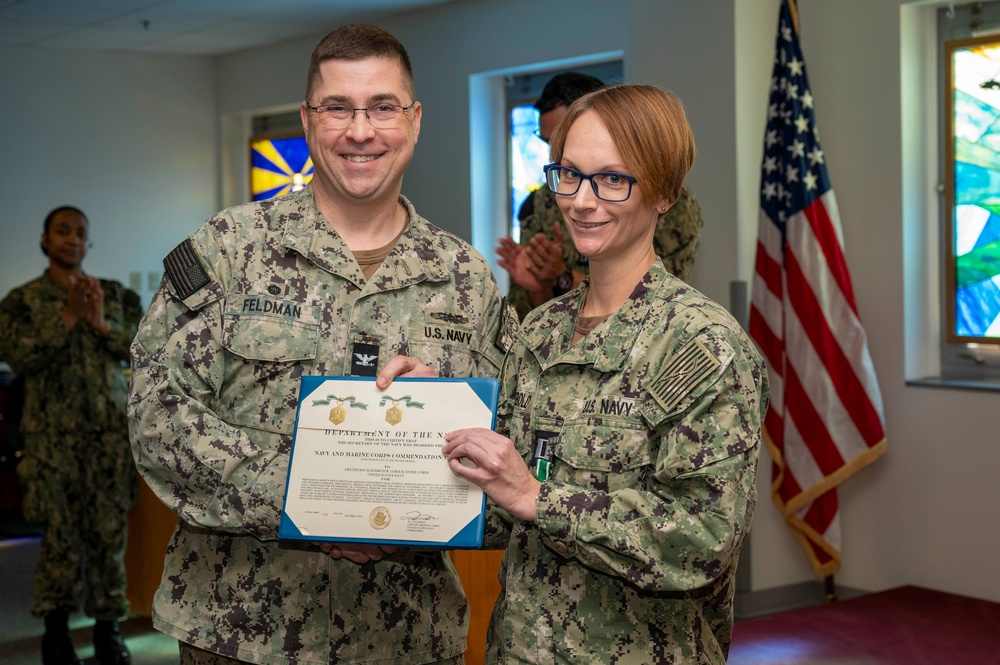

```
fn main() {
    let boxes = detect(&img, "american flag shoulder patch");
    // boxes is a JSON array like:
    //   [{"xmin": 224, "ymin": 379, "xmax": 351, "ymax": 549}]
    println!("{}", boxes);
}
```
[
  {"xmin": 647, "ymin": 339, "xmax": 721, "ymax": 414},
  {"xmin": 163, "ymin": 239, "xmax": 210, "ymax": 300}
]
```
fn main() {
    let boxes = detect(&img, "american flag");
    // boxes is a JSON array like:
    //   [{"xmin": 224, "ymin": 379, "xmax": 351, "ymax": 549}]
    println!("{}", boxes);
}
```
[{"xmin": 748, "ymin": 0, "xmax": 888, "ymax": 578}]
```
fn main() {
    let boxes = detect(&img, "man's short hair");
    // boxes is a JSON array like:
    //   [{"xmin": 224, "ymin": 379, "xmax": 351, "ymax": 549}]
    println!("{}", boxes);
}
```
[
  {"xmin": 533, "ymin": 72, "xmax": 604, "ymax": 114},
  {"xmin": 305, "ymin": 24, "xmax": 414, "ymax": 101}
]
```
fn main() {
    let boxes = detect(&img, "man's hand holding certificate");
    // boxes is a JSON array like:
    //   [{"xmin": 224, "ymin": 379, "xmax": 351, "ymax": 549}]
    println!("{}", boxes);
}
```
[{"xmin": 279, "ymin": 375, "xmax": 499, "ymax": 549}]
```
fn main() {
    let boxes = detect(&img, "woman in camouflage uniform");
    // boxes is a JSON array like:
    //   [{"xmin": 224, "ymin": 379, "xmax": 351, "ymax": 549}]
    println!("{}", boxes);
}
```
[
  {"xmin": 0, "ymin": 206, "xmax": 141, "ymax": 665},
  {"xmin": 444, "ymin": 86, "xmax": 769, "ymax": 664}
]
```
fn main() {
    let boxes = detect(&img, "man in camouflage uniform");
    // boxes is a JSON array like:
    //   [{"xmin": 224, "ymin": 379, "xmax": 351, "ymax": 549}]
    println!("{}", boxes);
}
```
[
  {"xmin": 127, "ymin": 24, "xmax": 512, "ymax": 665},
  {"xmin": 0, "ymin": 205, "xmax": 141, "ymax": 665},
  {"xmin": 500, "ymin": 72, "xmax": 703, "ymax": 321},
  {"xmin": 443, "ymin": 85, "xmax": 768, "ymax": 663}
]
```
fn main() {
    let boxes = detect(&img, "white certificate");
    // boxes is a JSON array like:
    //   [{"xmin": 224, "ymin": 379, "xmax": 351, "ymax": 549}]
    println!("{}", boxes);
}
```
[{"xmin": 278, "ymin": 376, "xmax": 498, "ymax": 548}]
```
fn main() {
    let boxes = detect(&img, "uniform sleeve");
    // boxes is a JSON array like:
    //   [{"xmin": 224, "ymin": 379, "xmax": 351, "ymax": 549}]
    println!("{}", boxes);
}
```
[
  {"xmin": 0, "ymin": 286, "xmax": 72, "ymax": 376},
  {"xmin": 127, "ymin": 230, "xmax": 286, "ymax": 537},
  {"xmin": 505, "ymin": 223, "xmax": 536, "ymax": 323},
  {"xmin": 482, "ymin": 500, "xmax": 516, "ymax": 549},
  {"xmin": 532, "ymin": 325, "xmax": 768, "ymax": 593},
  {"xmin": 101, "ymin": 282, "xmax": 143, "ymax": 363},
  {"xmin": 654, "ymin": 185, "xmax": 703, "ymax": 282},
  {"xmin": 481, "ymin": 348, "xmax": 518, "ymax": 549},
  {"xmin": 475, "ymin": 276, "xmax": 517, "ymax": 378}
]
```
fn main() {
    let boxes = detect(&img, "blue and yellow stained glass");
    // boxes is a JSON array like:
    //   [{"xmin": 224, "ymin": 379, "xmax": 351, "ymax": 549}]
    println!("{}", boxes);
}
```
[
  {"xmin": 953, "ymin": 44, "xmax": 1000, "ymax": 338},
  {"xmin": 251, "ymin": 136, "xmax": 313, "ymax": 201}
]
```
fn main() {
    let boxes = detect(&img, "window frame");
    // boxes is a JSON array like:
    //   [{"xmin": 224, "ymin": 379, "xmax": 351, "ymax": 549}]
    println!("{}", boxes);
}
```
[{"xmin": 938, "ymin": 2, "xmax": 1000, "ymax": 383}]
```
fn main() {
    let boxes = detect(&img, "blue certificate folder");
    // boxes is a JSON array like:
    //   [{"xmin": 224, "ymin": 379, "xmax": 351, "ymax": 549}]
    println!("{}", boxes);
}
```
[{"xmin": 278, "ymin": 376, "xmax": 499, "ymax": 549}]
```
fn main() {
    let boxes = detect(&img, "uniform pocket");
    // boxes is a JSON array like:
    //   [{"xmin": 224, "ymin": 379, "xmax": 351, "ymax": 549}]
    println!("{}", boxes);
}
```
[
  {"xmin": 221, "ymin": 313, "xmax": 318, "ymax": 362},
  {"xmin": 552, "ymin": 417, "xmax": 652, "ymax": 494},
  {"xmin": 218, "ymin": 313, "xmax": 318, "ymax": 434}
]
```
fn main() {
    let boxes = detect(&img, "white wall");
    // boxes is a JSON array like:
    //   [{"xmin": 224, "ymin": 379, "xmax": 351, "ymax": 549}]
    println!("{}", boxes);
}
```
[
  {"xmin": 0, "ymin": 47, "xmax": 218, "ymax": 307},
  {"xmin": 2, "ymin": 0, "xmax": 998, "ymax": 604},
  {"xmin": 794, "ymin": 0, "xmax": 1000, "ymax": 602}
]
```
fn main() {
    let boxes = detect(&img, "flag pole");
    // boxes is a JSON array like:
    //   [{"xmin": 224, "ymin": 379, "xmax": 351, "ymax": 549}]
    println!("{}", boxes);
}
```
[
  {"xmin": 787, "ymin": 0, "xmax": 800, "ymax": 34},
  {"xmin": 790, "ymin": 1, "xmax": 834, "ymax": 603},
  {"xmin": 791, "ymin": 0, "xmax": 831, "ymax": 603},
  {"xmin": 824, "ymin": 574, "xmax": 838, "ymax": 603}
]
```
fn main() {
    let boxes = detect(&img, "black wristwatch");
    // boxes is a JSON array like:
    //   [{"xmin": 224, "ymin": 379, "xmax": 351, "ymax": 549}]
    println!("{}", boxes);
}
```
[{"xmin": 553, "ymin": 268, "xmax": 574, "ymax": 296}]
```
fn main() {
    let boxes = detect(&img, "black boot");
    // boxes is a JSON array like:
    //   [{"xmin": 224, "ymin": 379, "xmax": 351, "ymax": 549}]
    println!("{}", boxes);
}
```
[
  {"xmin": 41, "ymin": 609, "xmax": 81, "ymax": 665},
  {"xmin": 93, "ymin": 620, "xmax": 131, "ymax": 665}
]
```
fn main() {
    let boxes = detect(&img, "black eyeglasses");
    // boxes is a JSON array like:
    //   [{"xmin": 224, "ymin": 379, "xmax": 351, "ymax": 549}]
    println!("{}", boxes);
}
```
[
  {"xmin": 305, "ymin": 101, "xmax": 416, "ymax": 129},
  {"xmin": 543, "ymin": 164, "xmax": 637, "ymax": 202}
]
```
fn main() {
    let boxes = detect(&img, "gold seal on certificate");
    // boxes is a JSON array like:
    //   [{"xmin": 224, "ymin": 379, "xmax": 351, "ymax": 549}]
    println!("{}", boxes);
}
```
[{"xmin": 278, "ymin": 376, "xmax": 499, "ymax": 548}]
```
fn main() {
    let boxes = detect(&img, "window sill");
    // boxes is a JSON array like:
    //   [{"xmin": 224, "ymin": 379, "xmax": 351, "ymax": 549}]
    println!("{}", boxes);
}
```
[{"xmin": 907, "ymin": 377, "xmax": 1000, "ymax": 392}]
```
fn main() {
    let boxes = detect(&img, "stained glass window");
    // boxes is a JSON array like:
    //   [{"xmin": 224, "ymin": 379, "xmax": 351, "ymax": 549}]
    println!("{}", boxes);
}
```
[
  {"xmin": 251, "ymin": 135, "xmax": 314, "ymax": 202},
  {"xmin": 929, "ymin": 3, "xmax": 1000, "ymax": 381},
  {"xmin": 509, "ymin": 104, "xmax": 548, "ymax": 242},
  {"xmin": 948, "ymin": 39, "xmax": 1000, "ymax": 343}
]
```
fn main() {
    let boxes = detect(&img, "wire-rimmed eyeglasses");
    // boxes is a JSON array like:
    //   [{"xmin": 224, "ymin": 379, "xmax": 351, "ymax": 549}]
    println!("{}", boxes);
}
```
[
  {"xmin": 305, "ymin": 101, "xmax": 417, "ymax": 129},
  {"xmin": 543, "ymin": 164, "xmax": 637, "ymax": 202}
]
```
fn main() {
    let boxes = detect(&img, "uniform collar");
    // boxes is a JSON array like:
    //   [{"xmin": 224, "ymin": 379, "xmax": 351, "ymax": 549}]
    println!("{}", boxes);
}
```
[
  {"xmin": 279, "ymin": 185, "xmax": 451, "ymax": 288},
  {"xmin": 524, "ymin": 260, "xmax": 673, "ymax": 373},
  {"xmin": 41, "ymin": 268, "xmax": 89, "ymax": 293}
]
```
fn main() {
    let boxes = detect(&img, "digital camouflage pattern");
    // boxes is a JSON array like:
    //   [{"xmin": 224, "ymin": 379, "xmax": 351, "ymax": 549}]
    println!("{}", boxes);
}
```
[
  {"xmin": 179, "ymin": 642, "xmax": 466, "ymax": 665},
  {"xmin": 0, "ymin": 272, "xmax": 141, "ymax": 619},
  {"xmin": 507, "ymin": 184, "xmax": 703, "ymax": 320},
  {"xmin": 128, "ymin": 186, "xmax": 512, "ymax": 665},
  {"xmin": 484, "ymin": 261, "xmax": 768, "ymax": 664}
]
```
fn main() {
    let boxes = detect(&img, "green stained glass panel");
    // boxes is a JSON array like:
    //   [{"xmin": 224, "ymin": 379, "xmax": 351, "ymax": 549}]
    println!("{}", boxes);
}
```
[{"xmin": 953, "ymin": 45, "xmax": 1000, "ymax": 338}]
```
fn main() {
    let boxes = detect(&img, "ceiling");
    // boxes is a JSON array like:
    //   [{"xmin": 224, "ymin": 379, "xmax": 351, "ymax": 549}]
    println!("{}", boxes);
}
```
[{"xmin": 0, "ymin": 0, "xmax": 461, "ymax": 56}]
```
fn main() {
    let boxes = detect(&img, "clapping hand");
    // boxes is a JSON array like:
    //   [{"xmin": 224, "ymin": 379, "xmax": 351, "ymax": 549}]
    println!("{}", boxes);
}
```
[
  {"xmin": 496, "ymin": 222, "xmax": 566, "ymax": 294},
  {"xmin": 65, "ymin": 275, "xmax": 108, "ymax": 335}
]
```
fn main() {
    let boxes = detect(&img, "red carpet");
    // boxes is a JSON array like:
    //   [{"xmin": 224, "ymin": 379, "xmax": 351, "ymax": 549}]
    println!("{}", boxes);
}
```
[{"xmin": 729, "ymin": 585, "xmax": 1000, "ymax": 664}]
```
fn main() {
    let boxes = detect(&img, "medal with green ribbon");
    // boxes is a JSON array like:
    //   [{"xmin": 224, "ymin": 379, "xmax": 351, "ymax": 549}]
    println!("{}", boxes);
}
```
[
  {"xmin": 379, "ymin": 395, "xmax": 425, "ymax": 425},
  {"xmin": 531, "ymin": 430, "xmax": 557, "ymax": 481},
  {"xmin": 310, "ymin": 394, "xmax": 368, "ymax": 425}
]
